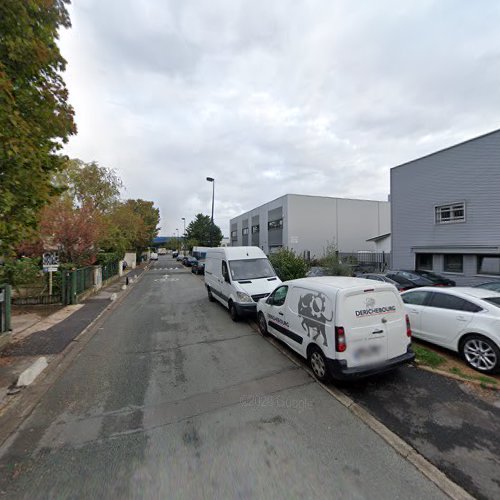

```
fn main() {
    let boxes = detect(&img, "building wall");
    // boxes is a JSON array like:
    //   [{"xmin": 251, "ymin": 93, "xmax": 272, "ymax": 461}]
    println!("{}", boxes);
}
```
[
  {"xmin": 230, "ymin": 194, "xmax": 390, "ymax": 258},
  {"xmin": 286, "ymin": 195, "xmax": 390, "ymax": 258},
  {"xmin": 230, "ymin": 195, "xmax": 287, "ymax": 254},
  {"xmin": 391, "ymin": 129, "xmax": 500, "ymax": 285}
]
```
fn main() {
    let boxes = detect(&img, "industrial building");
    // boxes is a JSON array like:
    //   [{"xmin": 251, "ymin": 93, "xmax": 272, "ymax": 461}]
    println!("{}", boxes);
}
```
[
  {"xmin": 391, "ymin": 128, "xmax": 500, "ymax": 285},
  {"xmin": 230, "ymin": 194, "xmax": 390, "ymax": 259}
]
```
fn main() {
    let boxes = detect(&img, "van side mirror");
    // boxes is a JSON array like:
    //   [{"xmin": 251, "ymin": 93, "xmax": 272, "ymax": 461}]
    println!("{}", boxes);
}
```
[
  {"xmin": 224, "ymin": 273, "xmax": 230, "ymax": 283},
  {"xmin": 266, "ymin": 296, "xmax": 274, "ymax": 305}
]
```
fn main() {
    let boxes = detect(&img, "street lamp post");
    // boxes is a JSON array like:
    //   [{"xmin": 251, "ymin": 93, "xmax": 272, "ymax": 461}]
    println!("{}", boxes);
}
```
[
  {"xmin": 181, "ymin": 217, "xmax": 186, "ymax": 255},
  {"xmin": 206, "ymin": 177, "xmax": 215, "ymax": 247},
  {"xmin": 176, "ymin": 228, "xmax": 179, "ymax": 251}
]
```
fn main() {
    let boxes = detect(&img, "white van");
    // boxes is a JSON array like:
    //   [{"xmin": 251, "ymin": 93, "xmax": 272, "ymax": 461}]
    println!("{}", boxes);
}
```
[
  {"xmin": 256, "ymin": 276, "xmax": 414, "ymax": 381},
  {"xmin": 205, "ymin": 247, "xmax": 282, "ymax": 321}
]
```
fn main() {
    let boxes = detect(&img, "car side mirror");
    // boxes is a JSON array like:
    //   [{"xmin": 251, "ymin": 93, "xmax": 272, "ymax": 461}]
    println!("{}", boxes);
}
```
[
  {"xmin": 224, "ymin": 273, "xmax": 230, "ymax": 283},
  {"xmin": 266, "ymin": 297, "xmax": 274, "ymax": 305}
]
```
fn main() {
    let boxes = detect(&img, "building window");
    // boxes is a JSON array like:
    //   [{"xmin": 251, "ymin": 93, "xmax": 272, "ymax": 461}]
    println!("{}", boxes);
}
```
[
  {"xmin": 477, "ymin": 255, "xmax": 500, "ymax": 275},
  {"xmin": 251, "ymin": 224, "xmax": 260, "ymax": 234},
  {"xmin": 231, "ymin": 230, "xmax": 237, "ymax": 239},
  {"xmin": 416, "ymin": 254, "xmax": 433, "ymax": 271},
  {"xmin": 268, "ymin": 219, "xmax": 283, "ymax": 230},
  {"xmin": 435, "ymin": 203, "xmax": 465, "ymax": 224},
  {"xmin": 242, "ymin": 227, "xmax": 249, "ymax": 236},
  {"xmin": 443, "ymin": 254, "xmax": 463, "ymax": 273}
]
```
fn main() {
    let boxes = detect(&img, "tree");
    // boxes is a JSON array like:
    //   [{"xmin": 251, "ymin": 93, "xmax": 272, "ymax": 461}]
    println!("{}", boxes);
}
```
[
  {"xmin": 124, "ymin": 199, "xmax": 160, "ymax": 251},
  {"xmin": 268, "ymin": 248, "xmax": 309, "ymax": 281},
  {"xmin": 184, "ymin": 214, "xmax": 223, "ymax": 247},
  {"xmin": 57, "ymin": 159, "xmax": 123, "ymax": 212},
  {"xmin": 98, "ymin": 201, "xmax": 144, "ymax": 256},
  {"xmin": 0, "ymin": 0, "xmax": 76, "ymax": 256},
  {"xmin": 319, "ymin": 242, "xmax": 353, "ymax": 276},
  {"xmin": 39, "ymin": 198, "xmax": 103, "ymax": 266}
]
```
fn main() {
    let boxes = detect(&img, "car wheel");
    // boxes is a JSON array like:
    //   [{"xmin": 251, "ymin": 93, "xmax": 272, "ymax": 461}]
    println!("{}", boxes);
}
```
[
  {"xmin": 229, "ymin": 301, "xmax": 239, "ymax": 322},
  {"xmin": 258, "ymin": 312, "xmax": 269, "ymax": 336},
  {"xmin": 460, "ymin": 335, "xmax": 500, "ymax": 374},
  {"xmin": 207, "ymin": 287, "xmax": 215, "ymax": 302},
  {"xmin": 308, "ymin": 345, "xmax": 331, "ymax": 382}
]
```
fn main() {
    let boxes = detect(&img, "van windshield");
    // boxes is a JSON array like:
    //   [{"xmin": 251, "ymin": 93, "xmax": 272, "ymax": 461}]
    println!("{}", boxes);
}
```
[{"xmin": 229, "ymin": 258, "xmax": 276, "ymax": 280}]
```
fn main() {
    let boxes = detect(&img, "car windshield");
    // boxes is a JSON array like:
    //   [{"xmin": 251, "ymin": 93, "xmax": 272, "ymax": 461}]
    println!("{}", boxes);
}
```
[
  {"xmin": 484, "ymin": 297, "xmax": 500, "ymax": 308},
  {"xmin": 228, "ymin": 258, "xmax": 276, "ymax": 280}
]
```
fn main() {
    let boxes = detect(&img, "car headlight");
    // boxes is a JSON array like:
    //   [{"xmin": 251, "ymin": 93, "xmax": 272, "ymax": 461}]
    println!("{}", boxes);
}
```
[{"xmin": 236, "ymin": 291, "xmax": 253, "ymax": 303}]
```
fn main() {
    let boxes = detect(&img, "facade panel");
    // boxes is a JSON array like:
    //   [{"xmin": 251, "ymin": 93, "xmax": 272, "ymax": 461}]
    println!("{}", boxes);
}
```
[
  {"xmin": 230, "ymin": 194, "xmax": 389, "ymax": 258},
  {"xmin": 391, "ymin": 129, "xmax": 500, "ymax": 285}
]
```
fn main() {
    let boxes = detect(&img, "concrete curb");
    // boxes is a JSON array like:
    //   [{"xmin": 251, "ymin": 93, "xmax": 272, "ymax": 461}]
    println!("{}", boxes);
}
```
[
  {"xmin": 247, "ymin": 320, "xmax": 474, "ymax": 500},
  {"xmin": 416, "ymin": 363, "xmax": 499, "ymax": 391},
  {"xmin": 0, "ymin": 267, "xmax": 148, "ymax": 449}
]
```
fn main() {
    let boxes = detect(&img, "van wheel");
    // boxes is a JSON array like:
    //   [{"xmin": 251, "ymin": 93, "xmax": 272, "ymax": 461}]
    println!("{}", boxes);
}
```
[
  {"xmin": 258, "ymin": 313, "xmax": 269, "ymax": 336},
  {"xmin": 460, "ymin": 334, "xmax": 500, "ymax": 374},
  {"xmin": 308, "ymin": 346, "xmax": 331, "ymax": 383},
  {"xmin": 229, "ymin": 302, "xmax": 239, "ymax": 322},
  {"xmin": 207, "ymin": 287, "xmax": 215, "ymax": 302}
]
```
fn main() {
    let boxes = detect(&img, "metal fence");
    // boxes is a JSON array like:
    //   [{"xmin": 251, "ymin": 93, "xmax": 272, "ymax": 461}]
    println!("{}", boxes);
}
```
[
  {"xmin": 0, "ymin": 284, "xmax": 11, "ymax": 333},
  {"xmin": 102, "ymin": 260, "xmax": 119, "ymax": 281},
  {"xmin": 74, "ymin": 266, "xmax": 94, "ymax": 296},
  {"xmin": 339, "ymin": 252, "xmax": 391, "ymax": 273}
]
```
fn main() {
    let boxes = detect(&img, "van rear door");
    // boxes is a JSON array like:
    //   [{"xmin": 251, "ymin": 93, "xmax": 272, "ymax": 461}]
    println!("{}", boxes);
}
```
[{"xmin": 336, "ymin": 286, "xmax": 404, "ymax": 368}]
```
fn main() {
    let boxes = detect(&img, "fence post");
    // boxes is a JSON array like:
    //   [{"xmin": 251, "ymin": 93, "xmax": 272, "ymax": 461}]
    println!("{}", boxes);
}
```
[{"xmin": 71, "ymin": 271, "xmax": 77, "ymax": 304}]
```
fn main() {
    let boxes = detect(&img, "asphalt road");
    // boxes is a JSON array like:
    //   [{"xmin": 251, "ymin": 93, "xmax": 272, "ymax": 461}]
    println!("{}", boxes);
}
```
[{"xmin": 0, "ymin": 256, "xmax": 448, "ymax": 499}]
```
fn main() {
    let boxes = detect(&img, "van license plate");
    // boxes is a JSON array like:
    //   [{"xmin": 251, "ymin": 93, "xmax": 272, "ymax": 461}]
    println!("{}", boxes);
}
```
[{"xmin": 353, "ymin": 345, "xmax": 381, "ymax": 360}]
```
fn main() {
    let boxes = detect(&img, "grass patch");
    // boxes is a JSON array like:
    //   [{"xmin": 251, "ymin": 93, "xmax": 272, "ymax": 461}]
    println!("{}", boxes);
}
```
[
  {"xmin": 413, "ymin": 344, "xmax": 445, "ymax": 368},
  {"xmin": 449, "ymin": 367, "xmax": 474, "ymax": 380},
  {"xmin": 478, "ymin": 375, "xmax": 498, "ymax": 386}
]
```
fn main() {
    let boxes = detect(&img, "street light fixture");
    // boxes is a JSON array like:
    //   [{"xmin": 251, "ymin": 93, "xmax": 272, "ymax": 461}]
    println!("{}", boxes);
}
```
[{"xmin": 206, "ymin": 177, "xmax": 215, "ymax": 247}]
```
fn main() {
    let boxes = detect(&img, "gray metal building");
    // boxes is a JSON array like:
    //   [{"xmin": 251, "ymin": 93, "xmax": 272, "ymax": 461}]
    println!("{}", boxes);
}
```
[
  {"xmin": 230, "ymin": 194, "xmax": 390, "ymax": 259},
  {"xmin": 391, "ymin": 129, "xmax": 500, "ymax": 285}
]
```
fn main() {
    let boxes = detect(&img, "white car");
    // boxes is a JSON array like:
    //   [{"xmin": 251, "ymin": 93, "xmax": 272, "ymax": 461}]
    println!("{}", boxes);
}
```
[{"xmin": 401, "ymin": 287, "xmax": 500, "ymax": 373}]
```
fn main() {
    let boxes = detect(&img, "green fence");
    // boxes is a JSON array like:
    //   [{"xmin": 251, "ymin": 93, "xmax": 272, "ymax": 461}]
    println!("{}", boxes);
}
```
[
  {"xmin": 0, "ymin": 284, "xmax": 12, "ymax": 333},
  {"xmin": 61, "ymin": 261, "xmax": 120, "ymax": 305},
  {"xmin": 74, "ymin": 266, "xmax": 94, "ymax": 295},
  {"xmin": 102, "ymin": 260, "xmax": 119, "ymax": 281}
]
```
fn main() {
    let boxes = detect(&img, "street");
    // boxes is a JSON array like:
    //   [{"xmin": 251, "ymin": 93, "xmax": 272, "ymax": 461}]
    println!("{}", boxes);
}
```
[{"xmin": 0, "ymin": 256, "xmax": 449, "ymax": 498}]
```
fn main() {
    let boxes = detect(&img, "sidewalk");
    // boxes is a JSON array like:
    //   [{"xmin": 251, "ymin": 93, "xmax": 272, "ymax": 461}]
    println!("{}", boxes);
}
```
[{"xmin": 0, "ymin": 266, "xmax": 146, "ymax": 412}]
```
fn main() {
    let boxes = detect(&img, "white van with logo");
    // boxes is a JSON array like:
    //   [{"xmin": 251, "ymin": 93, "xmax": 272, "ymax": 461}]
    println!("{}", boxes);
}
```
[
  {"xmin": 256, "ymin": 276, "xmax": 414, "ymax": 381},
  {"xmin": 205, "ymin": 247, "xmax": 281, "ymax": 321}
]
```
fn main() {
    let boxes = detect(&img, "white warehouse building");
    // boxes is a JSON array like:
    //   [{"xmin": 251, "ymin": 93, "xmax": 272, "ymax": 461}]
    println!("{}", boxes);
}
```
[{"xmin": 230, "ymin": 194, "xmax": 390, "ymax": 259}]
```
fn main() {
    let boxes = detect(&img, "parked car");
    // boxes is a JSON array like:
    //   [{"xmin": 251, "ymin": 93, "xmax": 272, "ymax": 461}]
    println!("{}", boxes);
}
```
[
  {"xmin": 401, "ymin": 287, "xmax": 500, "ymax": 373},
  {"xmin": 257, "ymin": 277, "xmax": 414, "ymax": 381},
  {"xmin": 474, "ymin": 281, "xmax": 500, "ymax": 293},
  {"xmin": 191, "ymin": 260, "xmax": 205, "ymax": 275},
  {"xmin": 205, "ymin": 246, "xmax": 281, "ymax": 321},
  {"xmin": 176, "ymin": 254, "xmax": 185, "ymax": 262},
  {"xmin": 358, "ymin": 273, "xmax": 414, "ymax": 292},
  {"xmin": 306, "ymin": 266, "xmax": 331, "ymax": 277},
  {"xmin": 183, "ymin": 256, "xmax": 197, "ymax": 267},
  {"xmin": 386, "ymin": 270, "xmax": 434, "ymax": 288},
  {"xmin": 401, "ymin": 269, "xmax": 455, "ymax": 287},
  {"xmin": 150, "ymin": 252, "xmax": 158, "ymax": 261},
  {"xmin": 172, "ymin": 251, "xmax": 179, "ymax": 258}
]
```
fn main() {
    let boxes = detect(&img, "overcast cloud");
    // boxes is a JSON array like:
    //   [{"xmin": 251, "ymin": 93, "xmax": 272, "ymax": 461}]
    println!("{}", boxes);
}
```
[{"xmin": 59, "ymin": 0, "xmax": 500, "ymax": 237}]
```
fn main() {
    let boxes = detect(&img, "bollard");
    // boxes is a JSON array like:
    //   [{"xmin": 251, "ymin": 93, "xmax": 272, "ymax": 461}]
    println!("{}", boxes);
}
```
[{"xmin": 126, "ymin": 276, "xmax": 129, "ymax": 286}]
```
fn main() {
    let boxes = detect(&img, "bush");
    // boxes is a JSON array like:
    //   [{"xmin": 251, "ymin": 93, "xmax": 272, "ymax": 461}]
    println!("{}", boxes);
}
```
[
  {"xmin": 0, "ymin": 257, "xmax": 42, "ymax": 290},
  {"xmin": 95, "ymin": 252, "xmax": 123, "ymax": 265},
  {"xmin": 268, "ymin": 248, "xmax": 309, "ymax": 281},
  {"xmin": 319, "ymin": 242, "xmax": 353, "ymax": 276}
]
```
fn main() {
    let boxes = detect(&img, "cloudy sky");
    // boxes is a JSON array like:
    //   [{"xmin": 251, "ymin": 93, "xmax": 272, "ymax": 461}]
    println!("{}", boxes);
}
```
[{"xmin": 59, "ymin": 0, "xmax": 500, "ymax": 237}]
